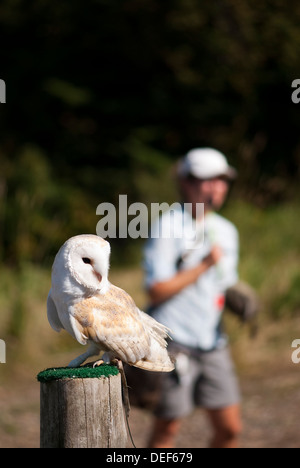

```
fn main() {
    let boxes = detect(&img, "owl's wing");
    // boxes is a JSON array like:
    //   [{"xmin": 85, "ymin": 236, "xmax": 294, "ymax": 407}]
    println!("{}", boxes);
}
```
[
  {"xmin": 47, "ymin": 290, "xmax": 63, "ymax": 332},
  {"xmin": 70, "ymin": 284, "xmax": 152, "ymax": 364}
]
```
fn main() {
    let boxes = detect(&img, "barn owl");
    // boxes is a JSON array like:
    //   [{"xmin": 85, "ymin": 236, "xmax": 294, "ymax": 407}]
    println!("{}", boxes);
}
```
[{"xmin": 47, "ymin": 234, "xmax": 174, "ymax": 372}]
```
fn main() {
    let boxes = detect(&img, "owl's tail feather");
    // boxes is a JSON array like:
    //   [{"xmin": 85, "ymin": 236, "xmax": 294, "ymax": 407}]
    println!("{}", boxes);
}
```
[
  {"xmin": 139, "ymin": 310, "xmax": 172, "ymax": 348},
  {"xmin": 134, "ymin": 309, "xmax": 175, "ymax": 372},
  {"xmin": 132, "ymin": 354, "xmax": 175, "ymax": 372}
]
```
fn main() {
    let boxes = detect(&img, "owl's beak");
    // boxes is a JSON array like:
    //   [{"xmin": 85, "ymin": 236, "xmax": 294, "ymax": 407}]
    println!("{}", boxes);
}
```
[{"xmin": 93, "ymin": 270, "xmax": 102, "ymax": 283}]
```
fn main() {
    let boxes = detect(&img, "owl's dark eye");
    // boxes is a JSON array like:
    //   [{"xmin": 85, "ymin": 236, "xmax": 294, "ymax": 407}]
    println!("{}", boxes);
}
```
[{"xmin": 82, "ymin": 257, "xmax": 91, "ymax": 264}]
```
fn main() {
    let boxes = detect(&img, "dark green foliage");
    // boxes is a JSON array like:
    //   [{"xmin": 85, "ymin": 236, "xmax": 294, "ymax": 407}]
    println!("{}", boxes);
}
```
[{"xmin": 0, "ymin": 1, "xmax": 300, "ymax": 265}]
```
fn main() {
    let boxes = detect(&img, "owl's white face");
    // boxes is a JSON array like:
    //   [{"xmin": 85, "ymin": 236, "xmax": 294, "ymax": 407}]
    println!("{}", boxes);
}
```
[{"xmin": 52, "ymin": 235, "xmax": 111, "ymax": 296}]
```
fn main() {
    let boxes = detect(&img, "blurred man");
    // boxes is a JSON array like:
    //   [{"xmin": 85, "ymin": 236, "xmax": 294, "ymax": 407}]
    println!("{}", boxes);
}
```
[{"xmin": 143, "ymin": 148, "xmax": 241, "ymax": 448}]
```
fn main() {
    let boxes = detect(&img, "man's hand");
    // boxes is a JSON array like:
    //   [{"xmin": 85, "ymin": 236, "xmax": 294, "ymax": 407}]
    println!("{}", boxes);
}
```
[{"xmin": 149, "ymin": 245, "xmax": 224, "ymax": 305}]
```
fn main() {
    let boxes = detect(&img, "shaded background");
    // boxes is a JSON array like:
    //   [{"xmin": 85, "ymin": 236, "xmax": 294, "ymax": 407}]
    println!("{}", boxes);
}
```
[{"xmin": 0, "ymin": 0, "xmax": 300, "ymax": 447}]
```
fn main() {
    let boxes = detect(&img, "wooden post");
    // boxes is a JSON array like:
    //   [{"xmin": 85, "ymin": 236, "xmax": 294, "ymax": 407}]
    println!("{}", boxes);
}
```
[{"xmin": 39, "ymin": 368, "xmax": 127, "ymax": 448}]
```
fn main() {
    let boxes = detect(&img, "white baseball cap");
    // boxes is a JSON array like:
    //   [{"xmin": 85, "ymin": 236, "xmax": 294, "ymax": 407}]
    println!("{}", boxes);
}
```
[{"xmin": 177, "ymin": 148, "xmax": 237, "ymax": 180}]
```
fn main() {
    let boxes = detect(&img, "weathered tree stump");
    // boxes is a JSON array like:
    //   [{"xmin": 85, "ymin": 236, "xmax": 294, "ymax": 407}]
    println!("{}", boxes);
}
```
[{"xmin": 38, "ymin": 366, "xmax": 127, "ymax": 448}]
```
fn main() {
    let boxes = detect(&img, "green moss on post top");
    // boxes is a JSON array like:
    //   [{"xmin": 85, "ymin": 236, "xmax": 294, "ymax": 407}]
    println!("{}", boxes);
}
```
[{"xmin": 37, "ymin": 364, "xmax": 119, "ymax": 383}]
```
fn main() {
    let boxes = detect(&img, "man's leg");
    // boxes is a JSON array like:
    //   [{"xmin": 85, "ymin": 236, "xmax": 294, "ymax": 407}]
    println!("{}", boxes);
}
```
[
  {"xmin": 147, "ymin": 417, "xmax": 181, "ymax": 448},
  {"xmin": 205, "ymin": 403, "xmax": 242, "ymax": 448}
]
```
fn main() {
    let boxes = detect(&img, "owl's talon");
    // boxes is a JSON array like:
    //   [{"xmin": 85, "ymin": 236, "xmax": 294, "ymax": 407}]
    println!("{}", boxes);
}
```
[{"xmin": 92, "ymin": 359, "xmax": 104, "ymax": 368}]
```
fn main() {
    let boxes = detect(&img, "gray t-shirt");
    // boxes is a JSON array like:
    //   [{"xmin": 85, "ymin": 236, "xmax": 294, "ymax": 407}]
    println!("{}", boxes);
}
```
[{"xmin": 143, "ymin": 206, "xmax": 239, "ymax": 350}]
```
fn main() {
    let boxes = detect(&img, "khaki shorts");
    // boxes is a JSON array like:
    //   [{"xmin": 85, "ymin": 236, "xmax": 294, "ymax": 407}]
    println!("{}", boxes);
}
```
[{"xmin": 154, "ymin": 343, "xmax": 240, "ymax": 419}]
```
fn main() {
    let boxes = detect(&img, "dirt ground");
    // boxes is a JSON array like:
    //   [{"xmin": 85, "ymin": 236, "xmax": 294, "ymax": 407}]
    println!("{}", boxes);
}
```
[
  {"xmin": 0, "ymin": 354, "xmax": 299, "ymax": 448},
  {"xmin": 129, "ymin": 362, "xmax": 300, "ymax": 448}
]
